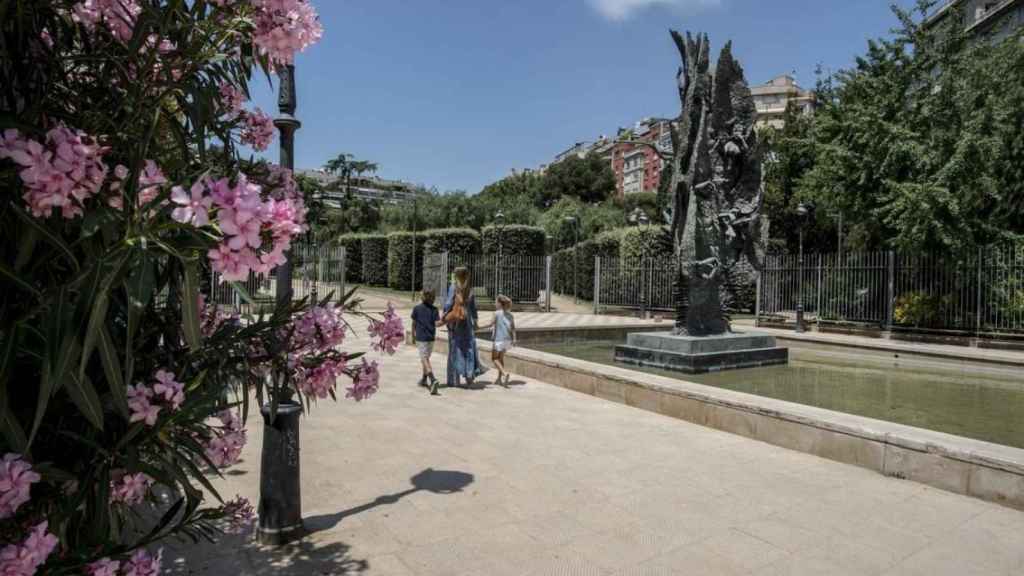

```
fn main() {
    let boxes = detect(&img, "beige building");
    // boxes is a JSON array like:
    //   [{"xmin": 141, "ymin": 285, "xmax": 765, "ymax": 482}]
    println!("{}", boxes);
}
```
[
  {"xmin": 925, "ymin": 0, "xmax": 1024, "ymax": 42},
  {"xmin": 750, "ymin": 75, "xmax": 815, "ymax": 131}
]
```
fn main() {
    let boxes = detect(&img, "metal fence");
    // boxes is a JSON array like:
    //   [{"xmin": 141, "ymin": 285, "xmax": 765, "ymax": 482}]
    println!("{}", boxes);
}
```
[
  {"xmin": 594, "ymin": 256, "xmax": 676, "ymax": 314},
  {"xmin": 422, "ymin": 252, "xmax": 551, "ymax": 309},
  {"xmin": 209, "ymin": 242, "xmax": 347, "ymax": 314},
  {"xmin": 758, "ymin": 245, "xmax": 1024, "ymax": 335}
]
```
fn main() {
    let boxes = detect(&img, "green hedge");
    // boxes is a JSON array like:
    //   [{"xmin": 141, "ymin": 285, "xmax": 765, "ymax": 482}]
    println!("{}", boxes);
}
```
[
  {"xmin": 481, "ymin": 224, "xmax": 545, "ymax": 255},
  {"xmin": 387, "ymin": 232, "xmax": 424, "ymax": 291},
  {"xmin": 336, "ymin": 234, "xmax": 364, "ymax": 284},
  {"xmin": 573, "ymin": 230, "xmax": 622, "ymax": 301},
  {"xmin": 552, "ymin": 248, "xmax": 574, "ymax": 295},
  {"xmin": 360, "ymin": 234, "xmax": 388, "ymax": 286},
  {"xmin": 421, "ymin": 228, "xmax": 481, "ymax": 255},
  {"xmin": 618, "ymin": 225, "xmax": 672, "ymax": 261}
]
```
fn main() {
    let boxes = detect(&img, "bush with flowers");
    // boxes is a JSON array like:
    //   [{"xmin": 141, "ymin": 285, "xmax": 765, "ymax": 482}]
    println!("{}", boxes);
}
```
[{"xmin": 0, "ymin": 1, "xmax": 401, "ymax": 574}]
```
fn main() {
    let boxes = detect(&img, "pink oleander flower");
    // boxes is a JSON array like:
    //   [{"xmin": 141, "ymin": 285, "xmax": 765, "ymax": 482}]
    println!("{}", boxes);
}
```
[
  {"xmin": 171, "ymin": 181, "xmax": 213, "ymax": 226},
  {"xmin": 297, "ymin": 357, "xmax": 346, "ymax": 399},
  {"xmin": 39, "ymin": 29, "xmax": 53, "ymax": 49},
  {"xmin": 87, "ymin": 558, "xmax": 120, "ymax": 576},
  {"xmin": 0, "ymin": 126, "xmax": 109, "ymax": 219},
  {"xmin": 127, "ymin": 383, "xmax": 160, "ymax": 426},
  {"xmin": 121, "ymin": 549, "xmax": 161, "ymax": 576},
  {"xmin": 369, "ymin": 303, "xmax": 405, "ymax": 355},
  {"xmin": 110, "ymin": 471, "xmax": 153, "ymax": 506},
  {"xmin": 252, "ymin": 0, "xmax": 323, "ymax": 68},
  {"xmin": 221, "ymin": 496, "xmax": 255, "ymax": 534},
  {"xmin": 347, "ymin": 359, "xmax": 380, "ymax": 402},
  {"xmin": 219, "ymin": 85, "xmax": 247, "ymax": 117},
  {"xmin": 0, "ymin": 521, "xmax": 58, "ymax": 576},
  {"xmin": 204, "ymin": 410, "xmax": 246, "ymax": 468},
  {"xmin": 0, "ymin": 454, "xmax": 40, "ymax": 521},
  {"xmin": 72, "ymin": 0, "xmax": 143, "ymax": 43},
  {"xmin": 239, "ymin": 108, "xmax": 274, "ymax": 151},
  {"xmin": 152, "ymin": 370, "xmax": 184, "ymax": 410}
]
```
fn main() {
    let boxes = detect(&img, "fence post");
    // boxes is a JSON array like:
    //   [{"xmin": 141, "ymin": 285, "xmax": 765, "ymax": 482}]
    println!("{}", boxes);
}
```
[
  {"xmin": 544, "ymin": 256, "xmax": 552, "ymax": 313},
  {"xmin": 816, "ymin": 255, "xmax": 822, "ymax": 323},
  {"xmin": 886, "ymin": 251, "xmax": 895, "ymax": 331},
  {"xmin": 755, "ymin": 270, "xmax": 761, "ymax": 327},
  {"xmin": 593, "ymin": 256, "xmax": 601, "ymax": 315},
  {"xmin": 976, "ymin": 246, "xmax": 984, "ymax": 337},
  {"xmin": 339, "ymin": 246, "xmax": 346, "ymax": 302}
]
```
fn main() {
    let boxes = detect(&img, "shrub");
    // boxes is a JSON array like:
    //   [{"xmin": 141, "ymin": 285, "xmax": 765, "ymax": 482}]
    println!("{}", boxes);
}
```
[
  {"xmin": 387, "ymin": 232, "xmax": 424, "ymax": 291},
  {"xmin": 552, "ymin": 248, "xmax": 575, "ymax": 295},
  {"xmin": 574, "ymin": 230, "xmax": 623, "ymax": 301},
  {"xmin": 618, "ymin": 225, "xmax": 672, "ymax": 260},
  {"xmin": 337, "ymin": 234, "xmax": 365, "ymax": 284},
  {"xmin": 421, "ymin": 228, "xmax": 481, "ymax": 255},
  {"xmin": 482, "ymin": 224, "xmax": 546, "ymax": 255},
  {"xmin": 894, "ymin": 291, "xmax": 944, "ymax": 327},
  {"xmin": 361, "ymin": 234, "xmax": 389, "ymax": 286}
]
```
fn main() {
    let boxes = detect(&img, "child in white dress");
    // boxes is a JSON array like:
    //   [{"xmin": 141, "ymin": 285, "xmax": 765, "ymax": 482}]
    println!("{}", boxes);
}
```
[{"xmin": 491, "ymin": 295, "xmax": 516, "ymax": 386}]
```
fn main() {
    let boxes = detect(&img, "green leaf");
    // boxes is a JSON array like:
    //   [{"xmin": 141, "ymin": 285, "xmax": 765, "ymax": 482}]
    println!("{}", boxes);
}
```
[
  {"xmin": 0, "ymin": 260, "xmax": 40, "ymax": 297},
  {"xmin": 12, "ymin": 204, "xmax": 80, "ymax": 272},
  {"xmin": 98, "ymin": 326, "xmax": 129, "ymax": 418},
  {"xmin": 182, "ymin": 261, "xmax": 202, "ymax": 350},
  {"xmin": 227, "ymin": 280, "xmax": 257, "ymax": 308},
  {"xmin": 78, "ymin": 287, "xmax": 110, "ymax": 379},
  {"xmin": 0, "ymin": 388, "xmax": 27, "ymax": 453},
  {"xmin": 65, "ymin": 371, "xmax": 105, "ymax": 431},
  {"xmin": 13, "ymin": 226, "xmax": 38, "ymax": 271}
]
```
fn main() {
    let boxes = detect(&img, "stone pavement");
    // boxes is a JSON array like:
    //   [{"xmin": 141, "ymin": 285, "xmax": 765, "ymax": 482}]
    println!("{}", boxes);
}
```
[{"xmin": 167, "ymin": 337, "xmax": 1024, "ymax": 576}]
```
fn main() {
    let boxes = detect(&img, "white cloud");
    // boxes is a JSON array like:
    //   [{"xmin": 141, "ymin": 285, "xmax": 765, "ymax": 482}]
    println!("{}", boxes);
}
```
[{"xmin": 587, "ymin": 0, "xmax": 720, "ymax": 21}]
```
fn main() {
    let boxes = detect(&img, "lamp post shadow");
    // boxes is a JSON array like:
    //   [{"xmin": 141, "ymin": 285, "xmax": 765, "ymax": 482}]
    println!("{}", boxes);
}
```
[{"xmin": 304, "ymin": 468, "xmax": 474, "ymax": 534}]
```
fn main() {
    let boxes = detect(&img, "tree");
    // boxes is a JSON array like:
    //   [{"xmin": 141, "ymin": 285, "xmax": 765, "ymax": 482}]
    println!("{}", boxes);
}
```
[
  {"xmin": 478, "ymin": 171, "xmax": 544, "ymax": 207},
  {"xmin": 798, "ymin": 1, "xmax": 1024, "ymax": 253},
  {"xmin": 324, "ymin": 152, "xmax": 378, "ymax": 195},
  {"xmin": 537, "ymin": 154, "xmax": 616, "ymax": 208}
]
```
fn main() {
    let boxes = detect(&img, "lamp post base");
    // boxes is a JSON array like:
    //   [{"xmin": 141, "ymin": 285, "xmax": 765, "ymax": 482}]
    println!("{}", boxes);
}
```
[{"xmin": 258, "ymin": 401, "xmax": 304, "ymax": 546}]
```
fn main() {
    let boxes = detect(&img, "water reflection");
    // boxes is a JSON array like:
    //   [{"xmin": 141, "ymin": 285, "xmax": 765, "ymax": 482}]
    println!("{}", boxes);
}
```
[{"xmin": 527, "ymin": 341, "xmax": 1024, "ymax": 449}]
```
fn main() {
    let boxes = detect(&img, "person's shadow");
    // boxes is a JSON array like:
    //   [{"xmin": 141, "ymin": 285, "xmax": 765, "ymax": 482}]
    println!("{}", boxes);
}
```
[{"xmin": 305, "ymin": 468, "xmax": 474, "ymax": 533}]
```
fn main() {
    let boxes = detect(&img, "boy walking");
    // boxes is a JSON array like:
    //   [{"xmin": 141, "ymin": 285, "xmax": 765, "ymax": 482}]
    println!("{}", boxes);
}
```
[{"xmin": 411, "ymin": 289, "xmax": 441, "ymax": 395}]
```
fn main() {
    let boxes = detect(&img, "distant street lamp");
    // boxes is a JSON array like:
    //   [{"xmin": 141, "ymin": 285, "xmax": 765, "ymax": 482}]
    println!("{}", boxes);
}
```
[
  {"xmin": 495, "ymin": 210, "xmax": 506, "ymax": 298},
  {"xmin": 564, "ymin": 216, "xmax": 580, "ymax": 305},
  {"xmin": 795, "ymin": 202, "xmax": 814, "ymax": 333},
  {"xmin": 631, "ymin": 209, "xmax": 651, "ymax": 318}
]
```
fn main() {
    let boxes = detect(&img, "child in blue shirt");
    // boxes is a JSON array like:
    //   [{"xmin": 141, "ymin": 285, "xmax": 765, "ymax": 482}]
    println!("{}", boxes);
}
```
[{"xmin": 411, "ymin": 289, "xmax": 442, "ymax": 394}]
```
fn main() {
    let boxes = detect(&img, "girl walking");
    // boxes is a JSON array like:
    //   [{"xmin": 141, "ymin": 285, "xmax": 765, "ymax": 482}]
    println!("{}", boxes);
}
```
[
  {"xmin": 491, "ymin": 295, "xmax": 517, "ymax": 387},
  {"xmin": 443, "ymin": 267, "xmax": 486, "ymax": 388}
]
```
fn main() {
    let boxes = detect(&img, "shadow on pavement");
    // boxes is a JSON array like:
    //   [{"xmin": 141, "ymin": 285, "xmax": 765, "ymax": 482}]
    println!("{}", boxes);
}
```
[
  {"xmin": 163, "ymin": 536, "xmax": 367, "ymax": 576},
  {"xmin": 305, "ymin": 468, "xmax": 474, "ymax": 534}
]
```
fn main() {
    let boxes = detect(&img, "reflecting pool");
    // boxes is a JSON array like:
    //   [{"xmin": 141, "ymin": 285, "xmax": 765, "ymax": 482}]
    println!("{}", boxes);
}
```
[{"xmin": 522, "ymin": 339, "xmax": 1024, "ymax": 449}]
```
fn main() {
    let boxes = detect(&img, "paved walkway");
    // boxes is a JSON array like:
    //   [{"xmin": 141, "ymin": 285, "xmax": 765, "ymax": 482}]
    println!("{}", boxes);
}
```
[{"xmin": 167, "ymin": 336, "xmax": 1024, "ymax": 576}]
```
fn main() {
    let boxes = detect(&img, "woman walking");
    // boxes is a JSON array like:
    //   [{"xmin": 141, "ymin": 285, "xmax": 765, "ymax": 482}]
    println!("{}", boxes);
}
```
[{"xmin": 443, "ymin": 266, "xmax": 486, "ymax": 388}]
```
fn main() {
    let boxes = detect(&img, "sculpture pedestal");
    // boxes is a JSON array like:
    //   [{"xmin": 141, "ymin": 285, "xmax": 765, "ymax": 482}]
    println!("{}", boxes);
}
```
[{"xmin": 614, "ymin": 332, "xmax": 788, "ymax": 374}]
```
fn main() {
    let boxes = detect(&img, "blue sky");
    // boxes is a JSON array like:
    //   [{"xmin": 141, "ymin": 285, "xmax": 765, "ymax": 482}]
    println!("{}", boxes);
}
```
[{"xmin": 247, "ymin": 0, "xmax": 919, "ymax": 194}]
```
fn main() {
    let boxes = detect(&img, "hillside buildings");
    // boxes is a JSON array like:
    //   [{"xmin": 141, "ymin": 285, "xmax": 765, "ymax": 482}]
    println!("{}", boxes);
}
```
[{"xmin": 297, "ymin": 169, "xmax": 430, "ymax": 206}]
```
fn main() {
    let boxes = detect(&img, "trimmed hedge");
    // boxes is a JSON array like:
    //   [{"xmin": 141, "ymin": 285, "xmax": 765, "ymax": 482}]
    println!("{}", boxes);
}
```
[
  {"xmin": 481, "ymin": 224, "xmax": 545, "ymax": 255},
  {"xmin": 421, "ymin": 228, "xmax": 481, "ymax": 255},
  {"xmin": 360, "ymin": 234, "xmax": 388, "ymax": 286},
  {"xmin": 387, "ymin": 232, "xmax": 424, "ymax": 291},
  {"xmin": 336, "ymin": 234, "xmax": 364, "ymax": 284},
  {"xmin": 618, "ymin": 225, "xmax": 672, "ymax": 261}
]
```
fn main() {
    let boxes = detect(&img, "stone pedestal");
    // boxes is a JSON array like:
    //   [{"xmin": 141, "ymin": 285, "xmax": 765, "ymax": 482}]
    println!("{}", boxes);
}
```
[{"xmin": 614, "ymin": 332, "xmax": 787, "ymax": 374}]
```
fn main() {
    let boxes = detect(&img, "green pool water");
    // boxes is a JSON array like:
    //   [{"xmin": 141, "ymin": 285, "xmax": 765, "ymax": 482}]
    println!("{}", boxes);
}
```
[{"xmin": 522, "ymin": 340, "xmax": 1024, "ymax": 449}]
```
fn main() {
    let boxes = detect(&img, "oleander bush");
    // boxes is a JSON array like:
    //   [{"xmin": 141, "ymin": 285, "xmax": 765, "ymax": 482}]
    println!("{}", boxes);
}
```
[{"xmin": 0, "ymin": 2, "xmax": 403, "ymax": 574}]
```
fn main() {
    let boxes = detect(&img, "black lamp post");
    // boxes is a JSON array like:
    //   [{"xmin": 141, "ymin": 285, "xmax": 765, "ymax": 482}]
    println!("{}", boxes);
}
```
[
  {"xmin": 495, "ymin": 210, "xmax": 505, "ymax": 299},
  {"xmin": 564, "ymin": 216, "xmax": 579, "ymax": 305},
  {"xmin": 260, "ymin": 64, "xmax": 304, "ymax": 546},
  {"xmin": 630, "ymin": 209, "xmax": 651, "ymax": 318},
  {"xmin": 795, "ymin": 202, "xmax": 813, "ymax": 333}
]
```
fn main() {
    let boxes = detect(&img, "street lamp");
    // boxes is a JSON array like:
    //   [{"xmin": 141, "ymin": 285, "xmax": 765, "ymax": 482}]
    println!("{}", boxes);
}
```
[
  {"xmin": 411, "ymin": 199, "xmax": 418, "ymax": 301},
  {"xmin": 495, "ymin": 210, "xmax": 506, "ymax": 299},
  {"xmin": 631, "ymin": 210, "xmax": 651, "ymax": 318},
  {"xmin": 795, "ymin": 202, "xmax": 814, "ymax": 333},
  {"xmin": 261, "ymin": 64, "xmax": 303, "ymax": 546},
  {"xmin": 564, "ymin": 216, "xmax": 579, "ymax": 305}
]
